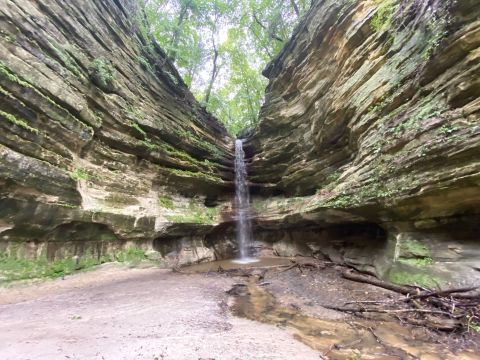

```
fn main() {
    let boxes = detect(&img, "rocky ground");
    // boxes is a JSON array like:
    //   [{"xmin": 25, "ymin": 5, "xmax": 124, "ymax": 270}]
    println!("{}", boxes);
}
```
[{"xmin": 0, "ymin": 261, "xmax": 478, "ymax": 360}]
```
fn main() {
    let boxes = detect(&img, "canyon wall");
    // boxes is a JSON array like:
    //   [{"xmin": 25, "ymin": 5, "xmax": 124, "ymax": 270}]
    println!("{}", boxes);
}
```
[
  {"xmin": 246, "ymin": 0, "xmax": 480, "ymax": 288},
  {"xmin": 0, "ymin": 0, "xmax": 235, "ymax": 271}
]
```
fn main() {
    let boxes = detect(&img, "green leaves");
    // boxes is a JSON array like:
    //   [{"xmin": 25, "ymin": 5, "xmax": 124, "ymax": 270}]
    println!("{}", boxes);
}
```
[{"xmin": 145, "ymin": 0, "xmax": 308, "ymax": 135}]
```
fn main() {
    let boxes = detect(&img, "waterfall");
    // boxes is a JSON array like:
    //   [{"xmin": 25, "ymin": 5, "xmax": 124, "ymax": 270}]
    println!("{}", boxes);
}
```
[{"xmin": 233, "ymin": 139, "xmax": 257, "ymax": 263}]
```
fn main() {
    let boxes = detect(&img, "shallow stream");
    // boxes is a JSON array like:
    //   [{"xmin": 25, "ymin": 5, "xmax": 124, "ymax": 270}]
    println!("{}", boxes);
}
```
[{"xmin": 185, "ymin": 258, "xmax": 480, "ymax": 360}]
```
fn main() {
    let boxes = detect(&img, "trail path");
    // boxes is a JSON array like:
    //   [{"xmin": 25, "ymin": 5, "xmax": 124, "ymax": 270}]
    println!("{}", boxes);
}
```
[{"xmin": 0, "ymin": 265, "xmax": 320, "ymax": 360}]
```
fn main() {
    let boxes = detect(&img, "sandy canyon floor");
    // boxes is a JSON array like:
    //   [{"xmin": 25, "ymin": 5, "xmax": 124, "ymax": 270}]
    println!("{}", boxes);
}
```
[{"xmin": 0, "ymin": 260, "xmax": 479, "ymax": 360}]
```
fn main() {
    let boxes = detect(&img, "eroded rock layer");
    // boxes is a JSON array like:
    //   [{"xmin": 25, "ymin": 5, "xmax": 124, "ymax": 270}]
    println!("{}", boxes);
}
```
[
  {"xmin": 247, "ymin": 0, "xmax": 480, "ymax": 287},
  {"xmin": 0, "ymin": 0, "xmax": 235, "ymax": 269}
]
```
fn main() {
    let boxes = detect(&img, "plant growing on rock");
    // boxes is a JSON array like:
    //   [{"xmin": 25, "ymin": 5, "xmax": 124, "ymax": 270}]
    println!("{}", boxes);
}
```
[
  {"xmin": 0, "ymin": 109, "xmax": 38, "ymax": 134},
  {"xmin": 89, "ymin": 58, "xmax": 115, "ymax": 91},
  {"xmin": 371, "ymin": 0, "xmax": 398, "ymax": 33},
  {"xmin": 137, "ymin": 55, "xmax": 154, "ymax": 73},
  {"xmin": 70, "ymin": 167, "xmax": 99, "ymax": 182}
]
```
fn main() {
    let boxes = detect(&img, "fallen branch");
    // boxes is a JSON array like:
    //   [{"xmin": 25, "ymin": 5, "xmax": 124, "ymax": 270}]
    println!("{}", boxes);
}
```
[
  {"xmin": 342, "ymin": 269, "xmax": 418, "ymax": 295},
  {"xmin": 408, "ymin": 286, "xmax": 479, "ymax": 300},
  {"xmin": 326, "ymin": 305, "xmax": 455, "ymax": 317}
]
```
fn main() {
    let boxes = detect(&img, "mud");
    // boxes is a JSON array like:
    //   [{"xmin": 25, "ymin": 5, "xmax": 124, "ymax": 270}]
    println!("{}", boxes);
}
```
[{"xmin": 230, "ymin": 280, "xmax": 478, "ymax": 359}]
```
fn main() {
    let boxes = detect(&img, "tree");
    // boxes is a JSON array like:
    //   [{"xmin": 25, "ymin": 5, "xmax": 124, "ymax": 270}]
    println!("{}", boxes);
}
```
[{"xmin": 145, "ymin": 0, "xmax": 310, "ymax": 135}]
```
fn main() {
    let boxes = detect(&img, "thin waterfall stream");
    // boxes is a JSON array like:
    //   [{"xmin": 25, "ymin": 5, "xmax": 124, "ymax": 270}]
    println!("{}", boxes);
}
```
[{"xmin": 233, "ymin": 139, "xmax": 258, "ymax": 263}]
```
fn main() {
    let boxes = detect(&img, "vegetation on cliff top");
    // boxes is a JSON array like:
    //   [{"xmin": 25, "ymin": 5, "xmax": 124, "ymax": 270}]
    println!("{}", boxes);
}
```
[{"xmin": 143, "ymin": 0, "xmax": 310, "ymax": 135}]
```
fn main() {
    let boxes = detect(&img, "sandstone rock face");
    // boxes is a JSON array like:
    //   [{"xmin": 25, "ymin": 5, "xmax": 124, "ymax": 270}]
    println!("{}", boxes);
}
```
[
  {"xmin": 0, "ymin": 0, "xmax": 235, "ymax": 268},
  {"xmin": 246, "ymin": 0, "xmax": 480, "ymax": 287}
]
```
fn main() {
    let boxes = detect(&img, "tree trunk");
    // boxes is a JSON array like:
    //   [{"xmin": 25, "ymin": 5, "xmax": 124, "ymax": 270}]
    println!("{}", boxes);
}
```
[
  {"xmin": 204, "ymin": 44, "xmax": 219, "ymax": 105},
  {"xmin": 169, "ymin": 0, "xmax": 193, "ymax": 61},
  {"xmin": 290, "ymin": 0, "xmax": 300, "ymax": 17},
  {"xmin": 252, "ymin": 12, "xmax": 284, "ymax": 43}
]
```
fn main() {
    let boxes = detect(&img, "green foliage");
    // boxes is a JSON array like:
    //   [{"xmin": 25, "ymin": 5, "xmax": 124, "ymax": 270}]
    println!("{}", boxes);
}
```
[
  {"xmin": 324, "ymin": 194, "xmax": 353, "ymax": 208},
  {"xmin": 371, "ymin": 0, "xmax": 398, "ymax": 32},
  {"xmin": 145, "ymin": 0, "xmax": 308, "ymax": 134},
  {"xmin": 164, "ymin": 70, "xmax": 179, "ymax": 85},
  {"xmin": 137, "ymin": 55, "xmax": 154, "ymax": 72},
  {"xmin": 71, "ymin": 167, "xmax": 90, "ymax": 181},
  {"xmin": 467, "ymin": 316, "xmax": 480, "ymax": 333},
  {"xmin": 0, "ymin": 247, "xmax": 149, "ymax": 283},
  {"xmin": 89, "ymin": 58, "xmax": 114, "ymax": 90},
  {"xmin": 115, "ymin": 248, "xmax": 147, "ymax": 264},
  {"xmin": 131, "ymin": 121, "xmax": 147, "ymax": 137},
  {"xmin": 0, "ymin": 109, "xmax": 39, "ymax": 134},
  {"xmin": 391, "ymin": 99, "xmax": 445, "ymax": 135},
  {"xmin": 159, "ymin": 195, "xmax": 175, "ymax": 209},
  {"xmin": 422, "ymin": 11, "xmax": 449, "ymax": 60},
  {"xmin": 0, "ymin": 254, "xmax": 84, "ymax": 282}
]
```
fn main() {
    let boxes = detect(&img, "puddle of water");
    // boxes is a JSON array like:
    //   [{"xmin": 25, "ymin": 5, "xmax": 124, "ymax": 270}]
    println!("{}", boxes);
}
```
[
  {"xmin": 181, "ymin": 257, "xmax": 293, "ymax": 273},
  {"xmin": 231, "ymin": 257, "xmax": 260, "ymax": 265},
  {"xmin": 230, "ymin": 282, "xmax": 480, "ymax": 360}
]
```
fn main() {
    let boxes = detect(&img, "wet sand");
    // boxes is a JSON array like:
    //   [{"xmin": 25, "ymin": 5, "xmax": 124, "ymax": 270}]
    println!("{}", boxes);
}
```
[
  {"xmin": 0, "ymin": 264, "xmax": 320, "ymax": 360},
  {"xmin": 0, "ymin": 261, "xmax": 479, "ymax": 360}
]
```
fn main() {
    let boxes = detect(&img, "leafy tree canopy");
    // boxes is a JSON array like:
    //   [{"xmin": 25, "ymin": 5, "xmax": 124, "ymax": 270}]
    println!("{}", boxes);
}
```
[{"xmin": 144, "ymin": 0, "xmax": 310, "ymax": 136}]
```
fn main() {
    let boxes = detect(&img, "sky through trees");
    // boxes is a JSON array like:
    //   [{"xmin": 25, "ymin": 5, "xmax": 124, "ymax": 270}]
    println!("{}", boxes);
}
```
[{"xmin": 144, "ymin": 0, "xmax": 310, "ymax": 135}]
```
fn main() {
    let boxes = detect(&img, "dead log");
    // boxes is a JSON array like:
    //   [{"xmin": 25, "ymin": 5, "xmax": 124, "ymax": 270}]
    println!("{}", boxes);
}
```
[
  {"xmin": 342, "ymin": 269, "xmax": 418, "ymax": 295},
  {"xmin": 326, "ymin": 305, "xmax": 451, "ymax": 316},
  {"xmin": 409, "ymin": 286, "xmax": 479, "ymax": 300}
]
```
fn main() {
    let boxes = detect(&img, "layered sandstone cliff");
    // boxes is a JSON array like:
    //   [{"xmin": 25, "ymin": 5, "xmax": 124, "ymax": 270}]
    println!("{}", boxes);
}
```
[
  {"xmin": 0, "ymin": 0, "xmax": 235, "ymax": 271},
  {"xmin": 246, "ymin": 0, "xmax": 480, "ymax": 287}
]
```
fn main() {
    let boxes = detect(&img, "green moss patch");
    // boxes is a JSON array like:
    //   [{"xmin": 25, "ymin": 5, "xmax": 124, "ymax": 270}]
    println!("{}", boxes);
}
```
[
  {"xmin": 0, "ymin": 61, "xmax": 34, "ymax": 89},
  {"xmin": 398, "ymin": 257, "xmax": 434, "ymax": 267},
  {"xmin": 159, "ymin": 196, "xmax": 175, "ymax": 209},
  {"xmin": 0, "ymin": 247, "xmax": 148, "ymax": 284},
  {"xmin": 104, "ymin": 193, "xmax": 139, "ymax": 206},
  {"xmin": 399, "ymin": 239, "xmax": 429, "ymax": 258},
  {"xmin": 0, "ymin": 109, "xmax": 38, "ymax": 134},
  {"xmin": 371, "ymin": 0, "xmax": 398, "ymax": 32},
  {"xmin": 175, "ymin": 128, "xmax": 222, "ymax": 158},
  {"xmin": 70, "ymin": 167, "xmax": 100, "ymax": 182},
  {"xmin": 171, "ymin": 168, "xmax": 222, "ymax": 183},
  {"xmin": 165, "ymin": 201, "xmax": 219, "ymax": 225},
  {"xmin": 388, "ymin": 270, "xmax": 438, "ymax": 289}
]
